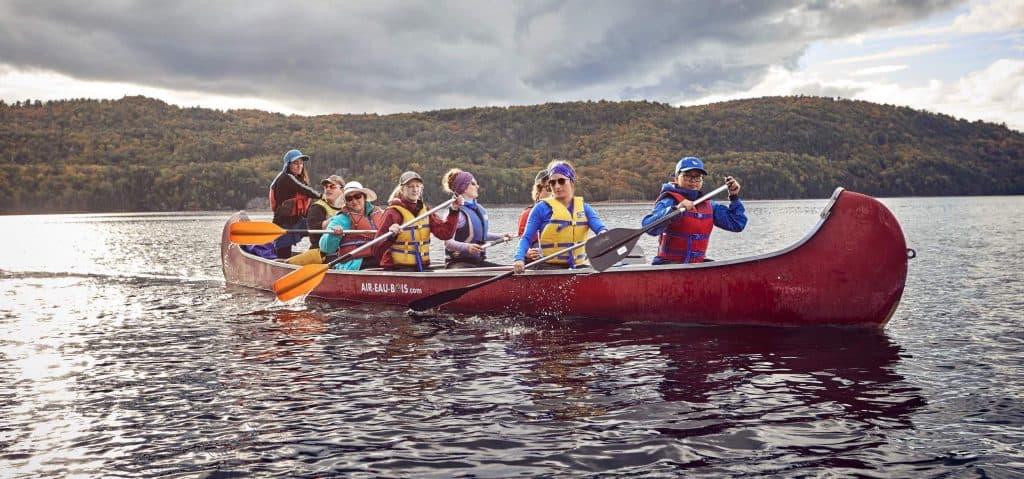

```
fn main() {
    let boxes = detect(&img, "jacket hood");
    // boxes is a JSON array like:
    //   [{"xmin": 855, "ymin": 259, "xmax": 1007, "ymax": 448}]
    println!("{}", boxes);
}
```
[{"xmin": 659, "ymin": 183, "xmax": 701, "ymax": 201}]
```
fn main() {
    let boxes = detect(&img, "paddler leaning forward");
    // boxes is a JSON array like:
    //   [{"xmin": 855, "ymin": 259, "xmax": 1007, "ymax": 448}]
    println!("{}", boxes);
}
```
[
  {"xmin": 513, "ymin": 160, "xmax": 608, "ymax": 274},
  {"xmin": 372, "ymin": 171, "xmax": 464, "ymax": 272}
]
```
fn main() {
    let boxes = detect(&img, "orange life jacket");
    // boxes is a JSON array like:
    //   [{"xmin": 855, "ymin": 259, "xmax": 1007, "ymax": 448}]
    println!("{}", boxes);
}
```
[{"xmin": 337, "ymin": 207, "xmax": 385, "ymax": 259}]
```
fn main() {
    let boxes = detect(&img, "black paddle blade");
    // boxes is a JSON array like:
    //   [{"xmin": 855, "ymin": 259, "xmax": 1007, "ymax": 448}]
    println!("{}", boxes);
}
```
[
  {"xmin": 408, "ymin": 271, "xmax": 513, "ymax": 311},
  {"xmin": 408, "ymin": 286, "xmax": 475, "ymax": 311},
  {"xmin": 586, "ymin": 227, "xmax": 644, "ymax": 272}
]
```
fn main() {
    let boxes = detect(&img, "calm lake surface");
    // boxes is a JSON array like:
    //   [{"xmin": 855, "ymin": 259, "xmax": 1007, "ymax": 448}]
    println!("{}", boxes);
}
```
[{"xmin": 1, "ymin": 195, "xmax": 1022, "ymax": 477}]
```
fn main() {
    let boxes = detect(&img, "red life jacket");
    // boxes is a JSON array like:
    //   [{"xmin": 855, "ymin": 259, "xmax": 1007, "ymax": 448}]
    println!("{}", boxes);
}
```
[
  {"xmin": 657, "ymin": 191, "xmax": 714, "ymax": 264},
  {"xmin": 337, "ymin": 207, "xmax": 384, "ymax": 259},
  {"xmin": 269, "ymin": 188, "xmax": 313, "ymax": 219}
]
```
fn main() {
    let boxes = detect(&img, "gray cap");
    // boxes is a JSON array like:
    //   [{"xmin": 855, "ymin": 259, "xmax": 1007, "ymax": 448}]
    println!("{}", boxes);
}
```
[
  {"xmin": 534, "ymin": 168, "xmax": 549, "ymax": 184},
  {"xmin": 399, "ymin": 171, "xmax": 423, "ymax": 185}
]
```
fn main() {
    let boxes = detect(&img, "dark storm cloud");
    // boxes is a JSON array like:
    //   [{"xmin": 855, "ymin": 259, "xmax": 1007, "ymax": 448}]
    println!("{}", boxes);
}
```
[{"xmin": 0, "ymin": 0, "xmax": 962, "ymax": 111}]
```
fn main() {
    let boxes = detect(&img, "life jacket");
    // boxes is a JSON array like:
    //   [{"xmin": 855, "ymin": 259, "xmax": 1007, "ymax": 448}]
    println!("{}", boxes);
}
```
[
  {"xmin": 539, "ymin": 196, "xmax": 590, "ymax": 267},
  {"xmin": 337, "ymin": 206, "xmax": 384, "ymax": 259},
  {"xmin": 306, "ymin": 199, "xmax": 342, "ymax": 251},
  {"xmin": 657, "ymin": 190, "xmax": 714, "ymax": 264},
  {"xmin": 518, "ymin": 204, "xmax": 541, "ymax": 247},
  {"xmin": 447, "ymin": 201, "xmax": 489, "ymax": 262},
  {"xmin": 388, "ymin": 202, "xmax": 432, "ymax": 271},
  {"xmin": 517, "ymin": 205, "xmax": 532, "ymax": 237},
  {"xmin": 269, "ymin": 187, "xmax": 313, "ymax": 225},
  {"xmin": 310, "ymin": 198, "xmax": 341, "ymax": 221}
]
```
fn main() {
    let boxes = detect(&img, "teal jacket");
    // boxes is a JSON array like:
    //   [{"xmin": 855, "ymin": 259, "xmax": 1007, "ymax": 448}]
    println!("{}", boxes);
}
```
[{"xmin": 319, "ymin": 203, "xmax": 380, "ymax": 270}]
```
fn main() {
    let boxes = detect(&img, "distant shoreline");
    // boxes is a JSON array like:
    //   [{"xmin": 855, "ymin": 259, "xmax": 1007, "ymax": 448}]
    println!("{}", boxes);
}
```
[{"xmin": 4, "ymin": 194, "xmax": 1021, "ymax": 216}]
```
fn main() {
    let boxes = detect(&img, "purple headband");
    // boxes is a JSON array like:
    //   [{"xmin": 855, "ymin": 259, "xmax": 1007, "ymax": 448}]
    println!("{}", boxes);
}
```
[
  {"xmin": 548, "ymin": 163, "xmax": 575, "ymax": 182},
  {"xmin": 453, "ymin": 171, "xmax": 475, "ymax": 195}
]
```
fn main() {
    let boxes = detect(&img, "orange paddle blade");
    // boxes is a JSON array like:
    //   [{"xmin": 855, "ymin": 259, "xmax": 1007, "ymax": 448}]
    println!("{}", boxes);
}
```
[
  {"xmin": 273, "ymin": 264, "xmax": 329, "ymax": 302},
  {"xmin": 229, "ymin": 221, "xmax": 286, "ymax": 245}
]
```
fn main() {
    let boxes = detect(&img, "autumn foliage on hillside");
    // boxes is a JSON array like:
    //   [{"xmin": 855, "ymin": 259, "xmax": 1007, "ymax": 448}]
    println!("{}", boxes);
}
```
[{"xmin": 0, "ymin": 95, "xmax": 1020, "ymax": 213}]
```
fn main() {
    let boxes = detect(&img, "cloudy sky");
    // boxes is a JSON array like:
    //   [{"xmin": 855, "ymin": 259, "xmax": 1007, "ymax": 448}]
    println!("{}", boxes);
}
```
[{"xmin": 1, "ymin": 0, "xmax": 1022, "ymax": 130}]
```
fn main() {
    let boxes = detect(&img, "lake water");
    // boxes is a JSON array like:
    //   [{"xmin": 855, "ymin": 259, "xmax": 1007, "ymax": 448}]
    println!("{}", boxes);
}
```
[{"xmin": 1, "ymin": 195, "xmax": 1022, "ymax": 477}]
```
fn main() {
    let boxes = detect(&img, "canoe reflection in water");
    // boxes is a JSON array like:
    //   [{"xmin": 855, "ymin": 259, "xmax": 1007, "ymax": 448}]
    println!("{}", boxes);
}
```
[
  {"xmin": 505, "ymin": 319, "xmax": 924, "ymax": 432},
  {"xmin": 223, "ymin": 306, "xmax": 926, "ymax": 474}
]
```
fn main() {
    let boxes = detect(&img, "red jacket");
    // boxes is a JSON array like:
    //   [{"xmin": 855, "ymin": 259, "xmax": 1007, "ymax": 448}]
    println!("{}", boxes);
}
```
[{"xmin": 373, "ymin": 197, "xmax": 460, "ymax": 269}]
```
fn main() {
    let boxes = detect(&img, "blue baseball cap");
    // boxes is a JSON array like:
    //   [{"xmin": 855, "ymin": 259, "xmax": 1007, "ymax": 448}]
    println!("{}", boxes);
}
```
[
  {"xmin": 283, "ymin": 149, "xmax": 309, "ymax": 165},
  {"xmin": 675, "ymin": 156, "xmax": 706, "ymax": 175}
]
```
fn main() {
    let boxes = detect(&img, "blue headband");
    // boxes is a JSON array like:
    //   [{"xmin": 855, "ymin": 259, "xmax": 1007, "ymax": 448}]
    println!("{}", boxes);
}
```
[{"xmin": 548, "ymin": 163, "xmax": 575, "ymax": 182}]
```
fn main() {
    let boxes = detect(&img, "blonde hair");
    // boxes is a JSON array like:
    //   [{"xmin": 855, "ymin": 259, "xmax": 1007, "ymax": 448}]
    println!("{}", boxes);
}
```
[
  {"xmin": 441, "ymin": 168, "xmax": 463, "ymax": 194},
  {"xmin": 388, "ymin": 185, "xmax": 403, "ymax": 201}
]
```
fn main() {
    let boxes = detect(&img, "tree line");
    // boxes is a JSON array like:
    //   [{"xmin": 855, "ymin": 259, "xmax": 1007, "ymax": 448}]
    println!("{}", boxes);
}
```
[{"xmin": 1, "ymin": 95, "xmax": 1021, "ymax": 213}]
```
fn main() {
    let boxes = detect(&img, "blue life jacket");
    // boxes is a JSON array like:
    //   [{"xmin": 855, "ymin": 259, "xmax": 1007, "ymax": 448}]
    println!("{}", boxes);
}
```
[{"xmin": 447, "ymin": 201, "xmax": 490, "ymax": 262}]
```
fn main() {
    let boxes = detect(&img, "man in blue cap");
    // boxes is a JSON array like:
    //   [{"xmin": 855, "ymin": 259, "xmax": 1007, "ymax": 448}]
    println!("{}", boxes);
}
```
[{"xmin": 641, "ymin": 156, "xmax": 746, "ymax": 264}]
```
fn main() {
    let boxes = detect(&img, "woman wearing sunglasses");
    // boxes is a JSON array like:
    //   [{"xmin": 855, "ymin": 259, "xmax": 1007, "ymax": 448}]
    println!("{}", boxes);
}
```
[
  {"xmin": 641, "ymin": 156, "xmax": 746, "ymax": 265},
  {"xmin": 513, "ymin": 160, "xmax": 608, "ymax": 274},
  {"xmin": 441, "ymin": 168, "xmax": 514, "ymax": 269},
  {"xmin": 319, "ymin": 181, "xmax": 385, "ymax": 270},
  {"xmin": 285, "ymin": 174, "xmax": 347, "ymax": 266}
]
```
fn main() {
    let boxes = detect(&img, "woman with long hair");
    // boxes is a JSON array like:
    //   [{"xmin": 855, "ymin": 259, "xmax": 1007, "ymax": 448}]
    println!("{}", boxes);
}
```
[{"xmin": 268, "ymin": 149, "xmax": 323, "ymax": 258}]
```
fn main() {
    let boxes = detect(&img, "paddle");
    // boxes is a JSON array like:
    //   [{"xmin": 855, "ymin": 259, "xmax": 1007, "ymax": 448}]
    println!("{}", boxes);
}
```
[
  {"xmin": 480, "ymin": 235, "xmax": 517, "ymax": 250},
  {"xmin": 229, "ymin": 221, "xmax": 375, "ymax": 245},
  {"xmin": 273, "ymin": 197, "xmax": 457, "ymax": 302},
  {"xmin": 408, "ymin": 238, "xmax": 587, "ymax": 312},
  {"xmin": 585, "ymin": 184, "xmax": 729, "ymax": 272}
]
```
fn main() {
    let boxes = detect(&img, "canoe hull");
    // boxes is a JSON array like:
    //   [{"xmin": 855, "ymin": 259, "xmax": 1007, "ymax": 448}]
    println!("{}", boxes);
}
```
[{"xmin": 222, "ymin": 188, "xmax": 908, "ymax": 328}]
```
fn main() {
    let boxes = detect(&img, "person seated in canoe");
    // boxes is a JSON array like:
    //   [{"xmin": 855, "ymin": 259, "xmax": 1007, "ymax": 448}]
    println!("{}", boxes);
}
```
[
  {"xmin": 641, "ymin": 156, "xmax": 746, "ymax": 265},
  {"xmin": 319, "ymin": 181, "xmax": 385, "ymax": 270},
  {"xmin": 516, "ymin": 168, "xmax": 550, "ymax": 262},
  {"xmin": 441, "ymin": 168, "xmax": 514, "ymax": 269},
  {"xmin": 512, "ymin": 160, "xmax": 608, "ymax": 273},
  {"xmin": 372, "ymin": 171, "xmax": 464, "ymax": 271},
  {"xmin": 269, "ymin": 149, "xmax": 326, "ymax": 258},
  {"xmin": 285, "ymin": 174, "xmax": 346, "ymax": 266}
]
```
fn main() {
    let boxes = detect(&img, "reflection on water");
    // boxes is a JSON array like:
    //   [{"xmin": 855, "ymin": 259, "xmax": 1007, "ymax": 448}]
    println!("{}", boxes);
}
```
[{"xmin": 1, "ymin": 198, "xmax": 1023, "ymax": 476}]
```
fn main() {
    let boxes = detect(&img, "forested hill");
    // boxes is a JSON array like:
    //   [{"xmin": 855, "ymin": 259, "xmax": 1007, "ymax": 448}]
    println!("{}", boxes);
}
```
[{"xmin": 1, "ymin": 95, "xmax": 1021, "ymax": 213}]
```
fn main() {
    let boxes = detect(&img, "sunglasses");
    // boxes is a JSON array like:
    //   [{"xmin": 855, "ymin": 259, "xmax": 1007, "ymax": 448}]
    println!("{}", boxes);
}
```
[
  {"xmin": 345, "ymin": 193, "xmax": 365, "ymax": 201},
  {"xmin": 548, "ymin": 178, "xmax": 570, "ymax": 187},
  {"xmin": 324, "ymin": 183, "xmax": 340, "ymax": 190}
]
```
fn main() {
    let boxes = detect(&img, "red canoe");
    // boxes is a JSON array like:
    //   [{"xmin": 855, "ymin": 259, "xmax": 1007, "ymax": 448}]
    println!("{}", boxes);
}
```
[{"xmin": 221, "ymin": 188, "xmax": 909, "ymax": 328}]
